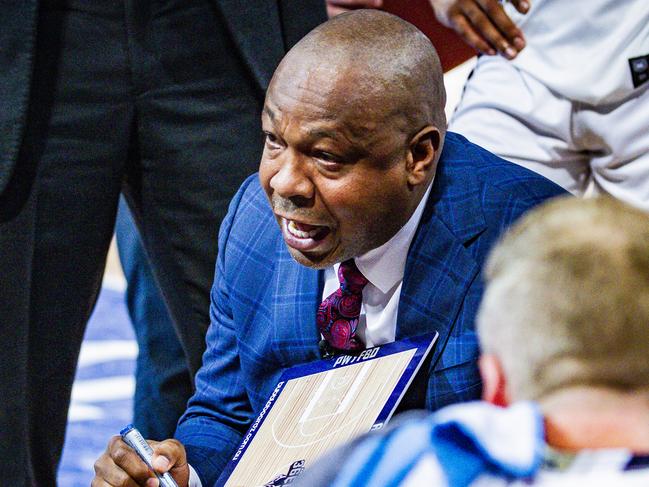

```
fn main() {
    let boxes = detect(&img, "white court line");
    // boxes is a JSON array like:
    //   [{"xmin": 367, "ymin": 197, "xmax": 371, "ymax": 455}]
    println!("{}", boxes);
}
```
[
  {"xmin": 299, "ymin": 362, "xmax": 372, "ymax": 423},
  {"xmin": 67, "ymin": 403, "xmax": 105, "ymax": 422},
  {"xmin": 299, "ymin": 372, "xmax": 334, "ymax": 424},
  {"xmin": 70, "ymin": 376, "xmax": 135, "ymax": 402},
  {"xmin": 335, "ymin": 362, "xmax": 371, "ymax": 414},
  {"xmin": 102, "ymin": 274, "xmax": 127, "ymax": 292},
  {"xmin": 77, "ymin": 340, "xmax": 138, "ymax": 367},
  {"xmin": 272, "ymin": 358, "xmax": 403, "ymax": 448}
]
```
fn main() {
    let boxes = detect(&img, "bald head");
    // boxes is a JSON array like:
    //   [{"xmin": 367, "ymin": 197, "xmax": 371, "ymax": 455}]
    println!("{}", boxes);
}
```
[
  {"xmin": 270, "ymin": 10, "xmax": 447, "ymax": 137},
  {"xmin": 259, "ymin": 11, "xmax": 447, "ymax": 269}
]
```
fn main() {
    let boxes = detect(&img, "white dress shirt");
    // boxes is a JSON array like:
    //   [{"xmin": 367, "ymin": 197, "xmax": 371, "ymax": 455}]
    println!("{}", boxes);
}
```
[
  {"xmin": 322, "ymin": 183, "xmax": 432, "ymax": 347},
  {"xmin": 189, "ymin": 185, "xmax": 433, "ymax": 486}
]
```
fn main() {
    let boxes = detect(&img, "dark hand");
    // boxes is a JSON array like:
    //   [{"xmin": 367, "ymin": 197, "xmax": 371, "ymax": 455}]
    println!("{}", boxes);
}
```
[
  {"xmin": 92, "ymin": 436, "xmax": 190, "ymax": 487},
  {"xmin": 325, "ymin": 0, "xmax": 383, "ymax": 18},
  {"xmin": 429, "ymin": 0, "xmax": 529, "ymax": 59}
]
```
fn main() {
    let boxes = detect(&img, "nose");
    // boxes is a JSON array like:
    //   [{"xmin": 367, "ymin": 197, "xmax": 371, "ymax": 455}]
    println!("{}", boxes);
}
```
[{"xmin": 269, "ymin": 151, "xmax": 315, "ymax": 203}]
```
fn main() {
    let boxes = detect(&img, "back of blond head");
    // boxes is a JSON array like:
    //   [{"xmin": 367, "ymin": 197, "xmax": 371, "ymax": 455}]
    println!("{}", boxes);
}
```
[{"xmin": 478, "ymin": 196, "xmax": 649, "ymax": 400}]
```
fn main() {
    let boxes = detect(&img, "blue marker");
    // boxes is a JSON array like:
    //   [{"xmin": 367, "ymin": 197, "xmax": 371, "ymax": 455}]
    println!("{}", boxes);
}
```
[{"xmin": 120, "ymin": 424, "xmax": 179, "ymax": 487}]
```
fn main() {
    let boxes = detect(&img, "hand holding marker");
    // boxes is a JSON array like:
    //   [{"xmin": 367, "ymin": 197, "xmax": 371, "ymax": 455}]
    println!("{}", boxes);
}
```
[{"xmin": 120, "ymin": 424, "xmax": 179, "ymax": 487}]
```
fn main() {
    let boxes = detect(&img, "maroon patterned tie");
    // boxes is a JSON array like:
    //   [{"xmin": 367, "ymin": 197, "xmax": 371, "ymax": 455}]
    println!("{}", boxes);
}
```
[{"xmin": 317, "ymin": 259, "xmax": 368, "ymax": 354}]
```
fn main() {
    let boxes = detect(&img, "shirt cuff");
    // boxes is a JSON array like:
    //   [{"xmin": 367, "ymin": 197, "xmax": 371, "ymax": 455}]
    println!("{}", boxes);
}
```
[{"xmin": 188, "ymin": 464, "xmax": 203, "ymax": 487}]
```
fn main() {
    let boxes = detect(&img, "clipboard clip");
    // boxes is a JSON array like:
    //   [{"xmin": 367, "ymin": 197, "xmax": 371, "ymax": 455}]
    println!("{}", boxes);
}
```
[
  {"xmin": 318, "ymin": 339, "xmax": 335, "ymax": 358},
  {"xmin": 318, "ymin": 339, "xmax": 364, "ymax": 359}
]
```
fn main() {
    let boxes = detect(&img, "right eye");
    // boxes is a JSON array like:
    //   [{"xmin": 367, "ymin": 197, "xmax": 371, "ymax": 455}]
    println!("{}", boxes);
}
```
[{"xmin": 264, "ymin": 131, "xmax": 282, "ymax": 149}]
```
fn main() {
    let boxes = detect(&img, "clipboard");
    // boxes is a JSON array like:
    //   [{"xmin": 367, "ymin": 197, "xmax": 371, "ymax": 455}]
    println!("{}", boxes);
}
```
[{"xmin": 220, "ymin": 332, "xmax": 438, "ymax": 487}]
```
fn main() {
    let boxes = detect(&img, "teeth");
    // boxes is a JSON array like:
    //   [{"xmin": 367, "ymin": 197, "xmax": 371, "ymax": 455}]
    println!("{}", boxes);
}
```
[{"xmin": 288, "ymin": 220, "xmax": 321, "ymax": 239}]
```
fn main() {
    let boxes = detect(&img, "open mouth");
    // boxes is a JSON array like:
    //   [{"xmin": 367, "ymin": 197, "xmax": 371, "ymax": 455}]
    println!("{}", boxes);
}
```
[
  {"xmin": 281, "ymin": 218, "xmax": 331, "ymax": 251},
  {"xmin": 287, "ymin": 220, "xmax": 329, "ymax": 239}
]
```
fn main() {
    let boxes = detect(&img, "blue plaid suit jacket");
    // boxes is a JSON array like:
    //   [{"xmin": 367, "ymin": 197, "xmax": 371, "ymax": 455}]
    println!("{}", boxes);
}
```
[{"xmin": 175, "ymin": 132, "xmax": 566, "ymax": 485}]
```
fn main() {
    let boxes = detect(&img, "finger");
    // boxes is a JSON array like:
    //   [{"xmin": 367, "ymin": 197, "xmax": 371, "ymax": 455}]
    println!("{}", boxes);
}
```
[
  {"xmin": 327, "ymin": 5, "xmax": 350, "ymax": 17},
  {"xmin": 452, "ymin": 13, "xmax": 496, "ymax": 55},
  {"xmin": 510, "ymin": 0, "xmax": 531, "ymax": 14},
  {"xmin": 460, "ymin": 1, "xmax": 518, "ymax": 58},
  {"xmin": 430, "ymin": 0, "xmax": 453, "ymax": 27},
  {"xmin": 93, "ymin": 452, "xmax": 141, "ymax": 487},
  {"xmin": 151, "ymin": 439, "xmax": 190, "ymax": 486},
  {"xmin": 106, "ymin": 435, "xmax": 157, "ymax": 484},
  {"xmin": 151, "ymin": 440, "xmax": 187, "ymax": 468},
  {"xmin": 476, "ymin": 0, "xmax": 525, "ymax": 50},
  {"xmin": 326, "ymin": 0, "xmax": 383, "ymax": 7}
]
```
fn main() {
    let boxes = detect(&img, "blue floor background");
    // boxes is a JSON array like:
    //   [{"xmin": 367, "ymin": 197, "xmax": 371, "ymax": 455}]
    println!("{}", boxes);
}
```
[{"xmin": 58, "ymin": 286, "xmax": 136, "ymax": 486}]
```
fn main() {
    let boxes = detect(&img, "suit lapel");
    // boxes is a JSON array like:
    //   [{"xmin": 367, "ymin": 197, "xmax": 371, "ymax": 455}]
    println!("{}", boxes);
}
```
[
  {"xmin": 271, "ymin": 237, "xmax": 322, "ymax": 365},
  {"xmin": 397, "ymin": 212, "xmax": 480, "ymax": 368},
  {"xmin": 213, "ymin": 0, "xmax": 285, "ymax": 90},
  {"xmin": 396, "ymin": 142, "xmax": 487, "ymax": 367}
]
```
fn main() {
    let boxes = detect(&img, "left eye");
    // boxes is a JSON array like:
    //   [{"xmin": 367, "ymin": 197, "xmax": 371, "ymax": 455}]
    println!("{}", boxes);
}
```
[
  {"xmin": 315, "ymin": 152, "xmax": 339, "ymax": 163},
  {"xmin": 263, "ymin": 131, "xmax": 281, "ymax": 148}
]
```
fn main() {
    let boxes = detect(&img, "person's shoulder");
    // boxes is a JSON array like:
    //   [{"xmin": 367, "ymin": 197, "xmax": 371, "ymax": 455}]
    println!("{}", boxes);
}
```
[
  {"xmin": 443, "ymin": 132, "xmax": 567, "ymax": 204},
  {"xmin": 222, "ymin": 173, "xmax": 279, "ymax": 256},
  {"xmin": 233, "ymin": 174, "xmax": 272, "ymax": 217},
  {"xmin": 299, "ymin": 402, "xmax": 546, "ymax": 487},
  {"xmin": 226, "ymin": 174, "xmax": 276, "ymax": 231},
  {"xmin": 295, "ymin": 412, "xmax": 439, "ymax": 487}
]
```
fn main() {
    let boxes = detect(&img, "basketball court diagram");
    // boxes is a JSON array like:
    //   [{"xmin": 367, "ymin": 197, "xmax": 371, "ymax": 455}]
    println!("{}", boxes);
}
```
[
  {"xmin": 272, "ymin": 358, "xmax": 404, "ymax": 448},
  {"xmin": 223, "ymin": 343, "xmax": 431, "ymax": 487}
]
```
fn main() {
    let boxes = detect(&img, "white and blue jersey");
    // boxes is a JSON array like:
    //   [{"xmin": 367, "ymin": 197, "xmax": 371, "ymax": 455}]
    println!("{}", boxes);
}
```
[{"xmin": 299, "ymin": 401, "xmax": 649, "ymax": 487}]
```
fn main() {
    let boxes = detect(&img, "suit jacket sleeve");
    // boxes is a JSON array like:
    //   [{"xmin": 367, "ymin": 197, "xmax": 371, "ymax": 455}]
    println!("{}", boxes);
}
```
[{"xmin": 175, "ymin": 175, "xmax": 258, "ymax": 486}]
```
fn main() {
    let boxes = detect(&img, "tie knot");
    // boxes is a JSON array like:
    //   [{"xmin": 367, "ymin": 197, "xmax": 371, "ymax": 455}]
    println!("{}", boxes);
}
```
[{"xmin": 337, "ymin": 259, "xmax": 368, "ymax": 294}]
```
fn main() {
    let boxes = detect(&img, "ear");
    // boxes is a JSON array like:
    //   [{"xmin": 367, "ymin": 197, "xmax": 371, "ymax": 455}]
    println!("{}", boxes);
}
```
[
  {"xmin": 406, "ymin": 125, "xmax": 441, "ymax": 188},
  {"xmin": 479, "ymin": 354, "xmax": 511, "ymax": 407}
]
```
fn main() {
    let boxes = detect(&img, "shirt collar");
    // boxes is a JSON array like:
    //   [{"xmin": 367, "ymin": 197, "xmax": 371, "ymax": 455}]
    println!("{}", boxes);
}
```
[{"xmin": 350, "ymin": 184, "xmax": 432, "ymax": 294}]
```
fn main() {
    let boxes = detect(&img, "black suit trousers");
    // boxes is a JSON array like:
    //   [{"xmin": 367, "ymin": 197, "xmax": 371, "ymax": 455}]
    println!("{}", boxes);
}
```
[{"xmin": 0, "ymin": 0, "xmax": 267, "ymax": 484}]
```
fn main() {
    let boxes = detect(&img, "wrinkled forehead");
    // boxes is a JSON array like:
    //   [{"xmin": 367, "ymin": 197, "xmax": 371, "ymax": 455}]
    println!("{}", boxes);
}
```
[
  {"xmin": 265, "ymin": 56, "xmax": 395, "ymax": 126},
  {"xmin": 268, "ymin": 62, "xmax": 335, "ymax": 108}
]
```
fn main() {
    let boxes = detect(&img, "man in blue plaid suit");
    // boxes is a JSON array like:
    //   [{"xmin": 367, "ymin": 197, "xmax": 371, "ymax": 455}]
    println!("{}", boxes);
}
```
[{"xmin": 93, "ymin": 10, "xmax": 565, "ymax": 487}]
